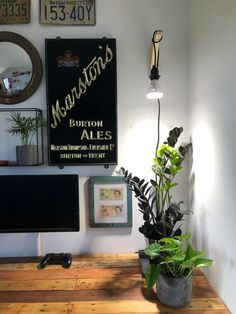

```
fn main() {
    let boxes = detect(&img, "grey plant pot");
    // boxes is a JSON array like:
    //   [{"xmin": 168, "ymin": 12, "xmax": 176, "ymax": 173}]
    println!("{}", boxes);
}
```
[
  {"xmin": 16, "ymin": 145, "xmax": 38, "ymax": 166},
  {"xmin": 156, "ymin": 274, "xmax": 192, "ymax": 308}
]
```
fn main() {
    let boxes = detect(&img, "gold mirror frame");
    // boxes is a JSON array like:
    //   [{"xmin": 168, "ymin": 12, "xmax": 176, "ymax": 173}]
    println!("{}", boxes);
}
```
[{"xmin": 0, "ymin": 31, "xmax": 43, "ymax": 105}]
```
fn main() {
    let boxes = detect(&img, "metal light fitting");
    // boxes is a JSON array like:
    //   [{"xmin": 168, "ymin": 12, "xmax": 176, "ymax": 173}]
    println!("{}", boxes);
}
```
[{"xmin": 146, "ymin": 30, "xmax": 164, "ymax": 99}]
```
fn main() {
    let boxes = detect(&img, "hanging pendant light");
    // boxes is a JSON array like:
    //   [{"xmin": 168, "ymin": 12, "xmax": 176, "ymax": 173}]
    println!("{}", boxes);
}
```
[{"xmin": 146, "ymin": 30, "xmax": 163, "ymax": 99}]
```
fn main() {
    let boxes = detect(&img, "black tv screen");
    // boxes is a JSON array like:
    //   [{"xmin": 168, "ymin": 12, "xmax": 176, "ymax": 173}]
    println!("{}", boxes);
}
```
[{"xmin": 0, "ymin": 175, "xmax": 79, "ymax": 233}]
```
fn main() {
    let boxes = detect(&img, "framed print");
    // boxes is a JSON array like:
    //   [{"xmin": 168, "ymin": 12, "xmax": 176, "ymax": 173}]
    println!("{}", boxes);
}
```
[
  {"xmin": 45, "ymin": 38, "xmax": 117, "ymax": 166},
  {"xmin": 89, "ymin": 176, "xmax": 132, "ymax": 228}
]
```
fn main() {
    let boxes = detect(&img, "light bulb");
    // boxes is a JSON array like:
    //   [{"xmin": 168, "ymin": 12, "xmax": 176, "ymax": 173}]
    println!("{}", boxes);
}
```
[{"xmin": 146, "ymin": 79, "xmax": 163, "ymax": 99}]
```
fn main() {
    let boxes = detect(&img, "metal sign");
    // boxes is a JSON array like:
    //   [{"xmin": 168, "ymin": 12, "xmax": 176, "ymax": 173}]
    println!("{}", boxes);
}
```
[
  {"xmin": 0, "ymin": 0, "xmax": 30, "ymax": 24},
  {"xmin": 40, "ymin": 0, "xmax": 95, "ymax": 25},
  {"xmin": 46, "ymin": 38, "xmax": 117, "ymax": 166}
]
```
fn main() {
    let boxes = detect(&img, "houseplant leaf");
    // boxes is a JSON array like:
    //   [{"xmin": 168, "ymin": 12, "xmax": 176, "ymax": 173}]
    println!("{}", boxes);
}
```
[
  {"xmin": 194, "ymin": 258, "xmax": 213, "ymax": 268},
  {"xmin": 184, "ymin": 243, "xmax": 205, "ymax": 261},
  {"xmin": 144, "ymin": 242, "xmax": 162, "ymax": 258},
  {"xmin": 145, "ymin": 263, "xmax": 161, "ymax": 291}
]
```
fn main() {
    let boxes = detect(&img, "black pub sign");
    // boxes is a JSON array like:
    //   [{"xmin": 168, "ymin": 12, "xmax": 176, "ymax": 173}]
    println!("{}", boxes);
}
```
[{"xmin": 46, "ymin": 38, "xmax": 117, "ymax": 166}]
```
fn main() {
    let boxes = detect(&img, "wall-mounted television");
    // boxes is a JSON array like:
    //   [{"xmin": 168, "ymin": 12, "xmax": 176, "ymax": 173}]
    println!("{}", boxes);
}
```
[{"xmin": 0, "ymin": 174, "xmax": 79, "ymax": 233}]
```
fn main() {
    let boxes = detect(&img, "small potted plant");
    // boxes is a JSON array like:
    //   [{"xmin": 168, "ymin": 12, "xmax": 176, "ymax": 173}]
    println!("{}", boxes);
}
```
[
  {"xmin": 144, "ymin": 232, "xmax": 213, "ymax": 307},
  {"xmin": 6, "ymin": 111, "xmax": 46, "ymax": 166},
  {"xmin": 118, "ymin": 127, "xmax": 192, "ymax": 243}
]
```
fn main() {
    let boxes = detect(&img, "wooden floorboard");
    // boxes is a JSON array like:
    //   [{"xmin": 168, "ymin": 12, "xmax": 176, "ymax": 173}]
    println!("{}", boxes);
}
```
[
  {"xmin": 0, "ymin": 299, "xmax": 228, "ymax": 314},
  {"xmin": 0, "ymin": 253, "xmax": 231, "ymax": 314},
  {"xmin": 0, "ymin": 284, "xmax": 218, "ymax": 303},
  {"xmin": 0, "ymin": 266, "xmax": 141, "ymax": 280}
]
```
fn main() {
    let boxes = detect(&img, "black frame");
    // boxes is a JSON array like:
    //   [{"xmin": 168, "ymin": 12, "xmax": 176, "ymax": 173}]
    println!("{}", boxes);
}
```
[
  {"xmin": 0, "ymin": 174, "xmax": 80, "ymax": 233},
  {"xmin": 45, "ymin": 37, "xmax": 117, "ymax": 166}
]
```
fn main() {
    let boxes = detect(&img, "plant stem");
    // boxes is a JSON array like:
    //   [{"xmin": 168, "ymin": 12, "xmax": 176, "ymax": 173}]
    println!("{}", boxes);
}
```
[{"xmin": 166, "ymin": 263, "xmax": 176, "ymax": 277}]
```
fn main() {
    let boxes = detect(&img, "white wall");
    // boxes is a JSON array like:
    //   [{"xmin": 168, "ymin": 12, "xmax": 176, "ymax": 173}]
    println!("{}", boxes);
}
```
[
  {"xmin": 1, "ymin": 0, "xmax": 235, "ymax": 312},
  {"xmin": 0, "ymin": 0, "xmax": 190, "ymax": 257},
  {"xmin": 189, "ymin": 0, "xmax": 236, "ymax": 313}
]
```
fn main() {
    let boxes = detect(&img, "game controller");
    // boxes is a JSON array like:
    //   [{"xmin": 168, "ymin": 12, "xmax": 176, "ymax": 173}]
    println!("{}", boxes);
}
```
[{"xmin": 37, "ymin": 253, "xmax": 72, "ymax": 269}]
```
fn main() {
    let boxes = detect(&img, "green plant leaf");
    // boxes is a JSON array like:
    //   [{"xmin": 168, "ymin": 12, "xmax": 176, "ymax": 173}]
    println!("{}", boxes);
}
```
[
  {"xmin": 132, "ymin": 176, "xmax": 140, "ymax": 183},
  {"xmin": 165, "ymin": 252, "xmax": 185, "ymax": 263},
  {"xmin": 156, "ymin": 144, "xmax": 167, "ymax": 158},
  {"xmin": 150, "ymin": 179, "xmax": 158, "ymax": 187},
  {"xmin": 184, "ymin": 243, "xmax": 205, "ymax": 261},
  {"xmin": 171, "ymin": 253, "xmax": 185, "ymax": 262},
  {"xmin": 194, "ymin": 258, "xmax": 213, "ymax": 268},
  {"xmin": 179, "ymin": 143, "xmax": 192, "ymax": 157},
  {"xmin": 170, "ymin": 153, "xmax": 181, "ymax": 165},
  {"xmin": 174, "ymin": 232, "xmax": 191, "ymax": 241},
  {"xmin": 181, "ymin": 260, "xmax": 193, "ymax": 269},
  {"xmin": 170, "ymin": 165, "xmax": 182, "ymax": 175},
  {"xmin": 144, "ymin": 243, "xmax": 162, "ymax": 257},
  {"xmin": 164, "ymin": 181, "xmax": 178, "ymax": 190},
  {"xmin": 145, "ymin": 185, "xmax": 153, "ymax": 196},
  {"xmin": 145, "ymin": 264, "xmax": 161, "ymax": 291},
  {"xmin": 160, "ymin": 237, "xmax": 181, "ymax": 246},
  {"xmin": 159, "ymin": 245, "xmax": 180, "ymax": 254},
  {"xmin": 6, "ymin": 111, "xmax": 46, "ymax": 145},
  {"xmin": 165, "ymin": 127, "xmax": 183, "ymax": 147}
]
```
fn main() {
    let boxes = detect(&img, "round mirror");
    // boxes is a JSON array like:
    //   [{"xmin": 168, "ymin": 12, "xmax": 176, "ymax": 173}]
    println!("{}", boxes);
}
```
[{"xmin": 0, "ymin": 32, "xmax": 43, "ymax": 105}]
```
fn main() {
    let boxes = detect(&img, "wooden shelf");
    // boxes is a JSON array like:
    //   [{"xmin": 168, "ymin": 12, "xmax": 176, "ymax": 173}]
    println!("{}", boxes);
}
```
[{"xmin": 0, "ymin": 253, "xmax": 230, "ymax": 313}]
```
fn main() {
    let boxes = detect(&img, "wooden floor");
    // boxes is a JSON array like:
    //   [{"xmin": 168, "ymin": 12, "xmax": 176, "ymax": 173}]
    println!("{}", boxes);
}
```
[{"xmin": 0, "ymin": 253, "xmax": 230, "ymax": 314}]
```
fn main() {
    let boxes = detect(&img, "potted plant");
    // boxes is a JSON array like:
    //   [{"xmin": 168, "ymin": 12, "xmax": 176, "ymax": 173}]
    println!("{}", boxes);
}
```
[
  {"xmin": 118, "ymin": 127, "xmax": 192, "ymax": 243},
  {"xmin": 6, "ymin": 111, "xmax": 46, "ymax": 165},
  {"xmin": 144, "ymin": 232, "xmax": 213, "ymax": 307}
]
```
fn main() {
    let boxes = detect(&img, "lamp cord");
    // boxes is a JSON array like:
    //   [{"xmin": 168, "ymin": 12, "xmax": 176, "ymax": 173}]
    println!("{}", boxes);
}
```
[
  {"xmin": 155, "ymin": 98, "xmax": 161, "ymax": 186},
  {"xmin": 151, "ymin": 30, "xmax": 163, "ymax": 153},
  {"xmin": 156, "ymin": 98, "xmax": 161, "ymax": 153}
]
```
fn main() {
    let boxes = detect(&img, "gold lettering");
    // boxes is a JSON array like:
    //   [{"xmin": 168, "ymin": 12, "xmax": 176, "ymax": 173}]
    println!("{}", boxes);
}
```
[
  {"xmin": 89, "ymin": 65, "xmax": 97, "ymax": 81},
  {"xmin": 80, "ymin": 129, "xmax": 112, "ymax": 140},
  {"xmin": 83, "ymin": 57, "xmax": 96, "ymax": 86},
  {"xmin": 81, "ymin": 129, "xmax": 90, "ymax": 140},
  {"xmin": 78, "ymin": 76, "xmax": 87, "ymax": 96},
  {"xmin": 50, "ymin": 45, "xmax": 114, "ymax": 128},
  {"xmin": 71, "ymin": 86, "xmax": 80, "ymax": 99},
  {"xmin": 51, "ymin": 100, "xmax": 67, "ymax": 129},
  {"xmin": 105, "ymin": 131, "xmax": 112, "ymax": 140},
  {"xmin": 60, "ymin": 153, "xmax": 82, "ymax": 159},
  {"xmin": 65, "ymin": 93, "xmax": 75, "ymax": 110},
  {"xmin": 93, "ymin": 56, "xmax": 106, "ymax": 75},
  {"xmin": 69, "ymin": 119, "xmax": 76, "ymax": 127},
  {"xmin": 106, "ymin": 45, "xmax": 113, "ymax": 63},
  {"xmin": 96, "ymin": 131, "xmax": 103, "ymax": 139},
  {"xmin": 88, "ymin": 153, "xmax": 105, "ymax": 158},
  {"xmin": 69, "ymin": 120, "xmax": 103, "ymax": 128}
]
